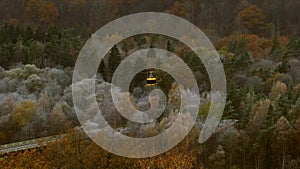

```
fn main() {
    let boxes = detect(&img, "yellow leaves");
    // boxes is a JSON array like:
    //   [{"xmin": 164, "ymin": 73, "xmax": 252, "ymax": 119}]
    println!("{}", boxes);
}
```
[
  {"xmin": 41, "ymin": 130, "xmax": 133, "ymax": 168},
  {"xmin": 136, "ymin": 148, "xmax": 196, "ymax": 169},
  {"xmin": 198, "ymin": 102, "xmax": 211, "ymax": 119},
  {"xmin": 159, "ymin": 117, "xmax": 169, "ymax": 130},
  {"xmin": 12, "ymin": 100, "xmax": 37, "ymax": 126},
  {"xmin": 135, "ymin": 126, "xmax": 200, "ymax": 169},
  {"xmin": 0, "ymin": 149, "xmax": 47, "ymax": 169},
  {"xmin": 0, "ymin": 128, "xmax": 202, "ymax": 168}
]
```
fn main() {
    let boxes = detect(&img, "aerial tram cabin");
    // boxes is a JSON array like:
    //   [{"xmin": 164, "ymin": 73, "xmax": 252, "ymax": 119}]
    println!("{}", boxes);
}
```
[{"xmin": 146, "ymin": 71, "xmax": 156, "ymax": 87}]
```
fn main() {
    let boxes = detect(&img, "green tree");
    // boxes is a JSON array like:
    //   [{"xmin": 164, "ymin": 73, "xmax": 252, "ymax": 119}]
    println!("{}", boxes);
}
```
[
  {"xmin": 166, "ymin": 40, "xmax": 174, "ymax": 53},
  {"xmin": 108, "ymin": 45, "xmax": 121, "ymax": 82},
  {"xmin": 26, "ymin": 40, "xmax": 45, "ymax": 66}
]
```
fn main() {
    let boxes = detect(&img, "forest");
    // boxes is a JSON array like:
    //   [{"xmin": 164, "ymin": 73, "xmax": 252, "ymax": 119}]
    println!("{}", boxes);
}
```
[{"xmin": 0, "ymin": 0, "xmax": 300, "ymax": 169}]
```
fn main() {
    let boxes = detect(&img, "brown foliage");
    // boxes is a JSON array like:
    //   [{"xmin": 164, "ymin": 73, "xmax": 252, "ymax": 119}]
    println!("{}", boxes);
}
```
[
  {"xmin": 236, "ymin": 5, "xmax": 266, "ymax": 35},
  {"xmin": 0, "ymin": 149, "xmax": 47, "ymax": 168},
  {"xmin": 25, "ymin": 0, "xmax": 59, "ymax": 26},
  {"xmin": 11, "ymin": 100, "xmax": 37, "ymax": 126},
  {"xmin": 167, "ymin": 1, "xmax": 188, "ymax": 18},
  {"xmin": 249, "ymin": 99, "xmax": 270, "ymax": 132},
  {"xmin": 107, "ymin": 0, "xmax": 136, "ymax": 18},
  {"xmin": 216, "ymin": 34, "xmax": 288, "ymax": 59},
  {"xmin": 270, "ymin": 81, "xmax": 287, "ymax": 100},
  {"xmin": 0, "ymin": 128, "xmax": 201, "ymax": 168}
]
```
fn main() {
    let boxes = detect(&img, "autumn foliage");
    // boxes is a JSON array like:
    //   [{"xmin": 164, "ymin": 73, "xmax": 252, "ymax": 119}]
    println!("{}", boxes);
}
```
[
  {"xmin": 236, "ymin": 5, "xmax": 266, "ymax": 35},
  {"xmin": 12, "ymin": 100, "xmax": 37, "ymax": 127},
  {"xmin": 25, "ymin": 0, "xmax": 59, "ymax": 26},
  {"xmin": 0, "ymin": 128, "xmax": 201, "ymax": 169},
  {"xmin": 167, "ymin": 1, "xmax": 188, "ymax": 18},
  {"xmin": 216, "ymin": 34, "xmax": 288, "ymax": 59}
]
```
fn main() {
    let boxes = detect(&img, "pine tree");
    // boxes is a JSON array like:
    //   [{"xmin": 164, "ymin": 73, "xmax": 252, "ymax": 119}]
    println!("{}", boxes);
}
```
[
  {"xmin": 24, "ymin": 26, "xmax": 34, "ymax": 41},
  {"xmin": 167, "ymin": 40, "xmax": 174, "ymax": 53},
  {"xmin": 108, "ymin": 45, "xmax": 121, "ymax": 82},
  {"xmin": 99, "ymin": 61, "xmax": 107, "ymax": 81}
]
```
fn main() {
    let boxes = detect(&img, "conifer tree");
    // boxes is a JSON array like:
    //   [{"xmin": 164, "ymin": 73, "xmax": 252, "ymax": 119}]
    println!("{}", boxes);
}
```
[{"xmin": 108, "ymin": 45, "xmax": 121, "ymax": 82}]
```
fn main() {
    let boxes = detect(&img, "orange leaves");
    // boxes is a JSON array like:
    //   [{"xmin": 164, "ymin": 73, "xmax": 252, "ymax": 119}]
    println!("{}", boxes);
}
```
[
  {"xmin": 25, "ymin": 0, "xmax": 59, "ymax": 26},
  {"xmin": 135, "ymin": 147, "xmax": 196, "ymax": 169},
  {"xmin": 136, "ymin": 126, "xmax": 200, "ymax": 169},
  {"xmin": 237, "ymin": 5, "xmax": 266, "ymax": 35},
  {"xmin": 216, "ymin": 34, "xmax": 289, "ymax": 59},
  {"xmin": 0, "ymin": 129, "xmax": 200, "ymax": 168},
  {"xmin": 39, "ymin": 1, "xmax": 59, "ymax": 25},
  {"xmin": 0, "ymin": 149, "xmax": 47, "ymax": 169},
  {"xmin": 40, "ymin": 130, "xmax": 138, "ymax": 168}
]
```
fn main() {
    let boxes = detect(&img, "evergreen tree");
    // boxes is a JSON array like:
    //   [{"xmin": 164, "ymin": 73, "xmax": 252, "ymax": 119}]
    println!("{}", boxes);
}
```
[
  {"xmin": 167, "ymin": 39, "xmax": 174, "ymax": 53},
  {"xmin": 108, "ymin": 45, "xmax": 121, "ymax": 82},
  {"xmin": 99, "ymin": 61, "xmax": 107, "ymax": 81},
  {"xmin": 24, "ymin": 26, "xmax": 34, "ymax": 41},
  {"xmin": 271, "ymin": 33, "xmax": 283, "ymax": 60},
  {"xmin": 34, "ymin": 26, "xmax": 45, "ymax": 41}
]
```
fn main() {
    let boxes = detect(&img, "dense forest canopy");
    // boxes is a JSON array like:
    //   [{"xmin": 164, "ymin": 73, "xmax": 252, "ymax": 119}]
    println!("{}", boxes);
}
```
[
  {"xmin": 0, "ymin": 0, "xmax": 300, "ymax": 169},
  {"xmin": 0, "ymin": 0, "xmax": 299, "ymax": 36}
]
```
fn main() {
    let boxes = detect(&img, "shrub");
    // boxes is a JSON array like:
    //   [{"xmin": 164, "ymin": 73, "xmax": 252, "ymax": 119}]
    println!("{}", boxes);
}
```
[{"xmin": 12, "ymin": 100, "xmax": 37, "ymax": 126}]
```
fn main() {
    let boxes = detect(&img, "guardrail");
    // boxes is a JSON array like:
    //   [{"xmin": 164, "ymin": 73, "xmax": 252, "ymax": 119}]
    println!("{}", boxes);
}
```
[{"xmin": 0, "ymin": 134, "xmax": 66, "ymax": 154}]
